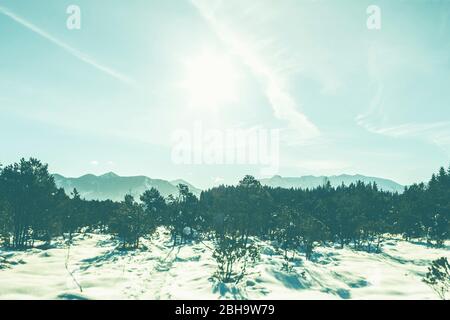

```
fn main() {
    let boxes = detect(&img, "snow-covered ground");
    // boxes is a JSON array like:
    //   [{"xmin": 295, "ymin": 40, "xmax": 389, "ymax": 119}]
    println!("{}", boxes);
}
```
[{"xmin": 0, "ymin": 229, "xmax": 449, "ymax": 300}]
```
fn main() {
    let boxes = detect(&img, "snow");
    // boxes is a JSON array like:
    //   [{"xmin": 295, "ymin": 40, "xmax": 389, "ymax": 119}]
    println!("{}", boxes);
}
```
[{"xmin": 0, "ymin": 229, "xmax": 449, "ymax": 300}]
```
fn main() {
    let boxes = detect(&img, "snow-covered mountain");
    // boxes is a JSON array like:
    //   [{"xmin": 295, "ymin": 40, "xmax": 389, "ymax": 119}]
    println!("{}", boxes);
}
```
[
  {"xmin": 53, "ymin": 172, "xmax": 405, "ymax": 201},
  {"xmin": 259, "ymin": 174, "xmax": 405, "ymax": 193},
  {"xmin": 52, "ymin": 173, "xmax": 202, "ymax": 201}
]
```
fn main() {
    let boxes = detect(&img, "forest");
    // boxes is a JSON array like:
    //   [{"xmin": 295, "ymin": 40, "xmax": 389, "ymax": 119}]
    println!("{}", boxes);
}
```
[{"xmin": 0, "ymin": 158, "xmax": 449, "ymax": 284}]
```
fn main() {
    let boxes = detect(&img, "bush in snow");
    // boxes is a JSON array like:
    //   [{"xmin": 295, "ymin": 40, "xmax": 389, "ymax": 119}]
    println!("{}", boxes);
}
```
[
  {"xmin": 212, "ymin": 231, "xmax": 259, "ymax": 284},
  {"xmin": 423, "ymin": 257, "xmax": 450, "ymax": 300},
  {"xmin": 204, "ymin": 176, "xmax": 268, "ymax": 283},
  {"xmin": 109, "ymin": 195, "xmax": 154, "ymax": 249}
]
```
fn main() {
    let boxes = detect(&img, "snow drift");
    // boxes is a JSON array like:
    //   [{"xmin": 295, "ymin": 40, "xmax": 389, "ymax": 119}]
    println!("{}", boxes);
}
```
[{"xmin": 0, "ymin": 229, "xmax": 448, "ymax": 300}]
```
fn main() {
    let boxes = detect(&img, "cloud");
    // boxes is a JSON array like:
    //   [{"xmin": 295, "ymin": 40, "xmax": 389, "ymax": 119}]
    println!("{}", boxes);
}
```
[
  {"xmin": 370, "ymin": 122, "xmax": 450, "ymax": 138},
  {"xmin": 90, "ymin": 160, "xmax": 99, "ymax": 166},
  {"xmin": 359, "ymin": 118, "xmax": 450, "ymax": 155},
  {"xmin": 213, "ymin": 177, "xmax": 224, "ymax": 184},
  {"xmin": 190, "ymin": 0, "xmax": 319, "ymax": 144},
  {"xmin": 0, "ymin": 6, "xmax": 134, "ymax": 85},
  {"xmin": 357, "ymin": 43, "xmax": 450, "ymax": 155}
]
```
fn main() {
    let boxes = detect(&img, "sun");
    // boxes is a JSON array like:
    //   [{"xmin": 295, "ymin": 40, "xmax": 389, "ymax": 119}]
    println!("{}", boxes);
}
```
[{"xmin": 181, "ymin": 49, "xmax": 239, "ymax": 108}]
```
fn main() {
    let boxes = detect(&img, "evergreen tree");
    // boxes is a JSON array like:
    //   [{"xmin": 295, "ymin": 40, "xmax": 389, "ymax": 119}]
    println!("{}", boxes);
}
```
[
  {"xmin": 204, "ymin": 183, "xmax": 260, "ymax": 283},
  {"xmin": 426, "ymin": 167, "xmax": 450, "ymax": 246},
  {"xmin": 297, "ymin": 211, "xmax": 329, "ymax": 260},
  {"xmin": 0, "ymin": 198, "xmax": 12, "ymax": 247},
  {"xmin": 273, "ymin": 206, "xmax": 302, "ymax": 270},
  {"xmin": 140, "ymin": 187, "xmax": 167, "ymax": 227},
  {"xmin": 167, "ymin": 185, "xmax": 200, "ymax": 245},
  {"xmin": 63, "ymin": 189, "xmax": 84, "ymax": 241},
  {"xmin": 0, "ymin": 158, "xmax": 58, "ymax": 248},
  {"xmin": 109, "ymin": 195, "xmax": 149, "ymax": 249}
]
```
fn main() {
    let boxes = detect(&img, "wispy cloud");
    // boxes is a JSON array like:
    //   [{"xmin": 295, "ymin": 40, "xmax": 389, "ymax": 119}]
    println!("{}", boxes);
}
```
[
  {"xmin": 357, "ymin": 43, "xmax": 450, "ymax": 155},
  {"xmin": 0, "ymin": 6, "xmax": 134, "ymax": 85},
  {"xmin": 359, "ymin": 117, "xmax": 450, "ymax": 154},
  {"xmin": 371, "ymin": 122, "xmax": 450, "ymax": 138},
  {"xmin": 190, "ymin": 0, "xmax": 319, "ymax": 144}
]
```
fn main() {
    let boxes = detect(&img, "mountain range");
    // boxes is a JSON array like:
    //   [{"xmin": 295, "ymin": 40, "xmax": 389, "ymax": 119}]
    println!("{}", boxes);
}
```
[
  {"xmin": 259, "ymin": 174, "xmax": 405, "ymax": 193},
  {"xmin": 52, "ymin": 173, "xmax": 405, "ymax": 201},
  {"xmin": 52, "ymin": 173, "xmax": 202, "ymax": 201}
]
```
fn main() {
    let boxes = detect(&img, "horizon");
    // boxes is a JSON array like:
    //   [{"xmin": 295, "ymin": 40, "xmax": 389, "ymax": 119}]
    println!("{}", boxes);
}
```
[
  {"xmin": 1, "ymin": 0, "xmax": 449, "ymax": 190},
  {"xmin": 49, "ymin": 166, "xmax": 415, "ymax": 188}
]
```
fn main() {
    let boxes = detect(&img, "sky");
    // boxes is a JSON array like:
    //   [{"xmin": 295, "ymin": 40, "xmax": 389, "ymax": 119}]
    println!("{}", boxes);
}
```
[{"xmin": 0, "ymin": 0, "xmax": 449, "ymax": 189}]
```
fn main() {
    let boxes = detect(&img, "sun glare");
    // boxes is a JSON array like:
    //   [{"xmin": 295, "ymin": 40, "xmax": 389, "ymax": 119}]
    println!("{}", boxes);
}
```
[{"xmin": 181, "ymin": 50, "xmax": 239, "ymax": 108}]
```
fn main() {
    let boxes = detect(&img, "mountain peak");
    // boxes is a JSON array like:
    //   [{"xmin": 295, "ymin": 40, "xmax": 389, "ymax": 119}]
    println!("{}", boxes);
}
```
[{"xmin": 100, "ymin": 172, "xmax": 119, "ymax": 178}]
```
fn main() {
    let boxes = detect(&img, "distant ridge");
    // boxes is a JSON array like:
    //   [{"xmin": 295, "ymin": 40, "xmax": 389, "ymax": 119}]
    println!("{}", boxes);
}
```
[
  {"xmin": 52, "ymin": 173, "xmax": 202, "ymax": 201},
  {"xmin": 259, "ymin": 174, "xmax": 405, "ymax": 193},
  {"xmin": 53, "ymin": 172, "xmax": 405, "ymax": 201}
]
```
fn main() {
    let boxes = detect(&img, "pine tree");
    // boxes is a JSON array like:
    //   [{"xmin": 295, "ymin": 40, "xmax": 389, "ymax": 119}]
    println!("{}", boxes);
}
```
[
  {"xmin": 0, "ymin": 158, "xmax": 58, "ymax": 248},
  {"xmin": 140, "ymin": 187, "xmax": 167, "ymax": 226},
  {"xmin": 167, "ymin": 184, "xmax": 199, "ymax": 245},
  {"xmin": 273, "ymin": 206, "xmax": 302, "ymax": 270},
  {"xmin": 0, "ymin": 198, "xmax": 11, "ymax": 247},
  {"xmin": 204, "ymin": 182, "xmax": 260, "ymax": 283},
  {"xmin": 110, "ymin": 195, "xmax": 148, "ymax": 249}
]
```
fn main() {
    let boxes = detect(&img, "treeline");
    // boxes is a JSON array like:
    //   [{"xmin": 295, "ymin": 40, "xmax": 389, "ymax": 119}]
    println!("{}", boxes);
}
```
[{"xmin": 0, "ymin": 158, "xmax": 449, "ymax": 282}]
